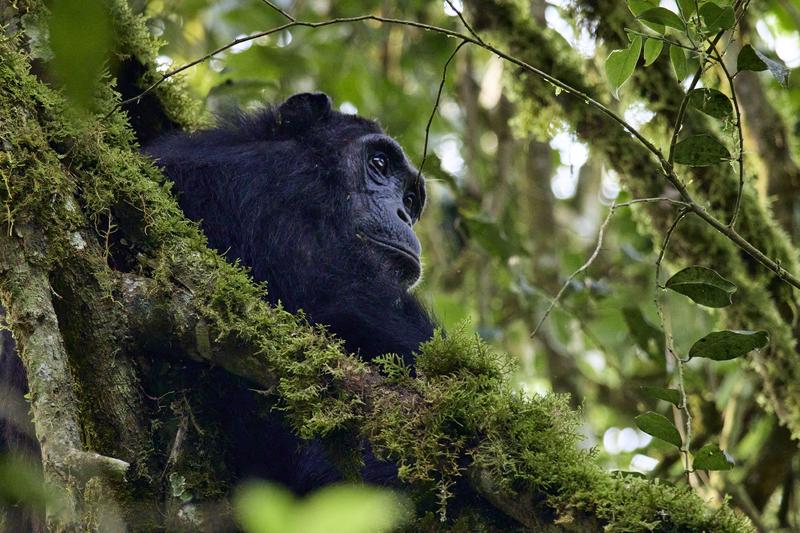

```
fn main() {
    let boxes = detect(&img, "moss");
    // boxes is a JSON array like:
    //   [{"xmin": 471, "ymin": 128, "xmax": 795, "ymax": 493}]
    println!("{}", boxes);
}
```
[
  {"xmin": 106, "ymin": 0, "xmax": 207, "ymax": 132},
  {"xmin": 366, "ymin": 330, "xmax": 751, "ymax": 531}
]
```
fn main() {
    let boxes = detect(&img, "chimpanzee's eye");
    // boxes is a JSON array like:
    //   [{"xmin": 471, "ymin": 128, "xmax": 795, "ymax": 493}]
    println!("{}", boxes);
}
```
[{"xmin": 370, "ymin": 153, "xmax": 388, "ymax": 175}]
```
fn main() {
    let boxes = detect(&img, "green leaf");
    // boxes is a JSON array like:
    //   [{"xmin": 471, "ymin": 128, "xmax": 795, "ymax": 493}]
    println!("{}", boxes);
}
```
[
  {"xmin": 627, "ymin": 0, "xmax": 658, "ymax": 15},
  {"xmin": 699, "ymin": 3, "xmax": 736, "ymax": 34},
  {"xmin": 693, "ymin": 444, "xmax": 734, "ymax": 471},
  {"xmin": 677, "ymin": 0, "xmax": 697, "ymax": 18},
  {"xmin": 234, "ymin": 483, "xmax": 296, "ymax": 533},
  {"xmin": 639, "ymin": 386, "xmax": 682, "ymax": 406},
  {"xmin": 669, "ymin": 44, "xmax": 688, "ymax": 81},
  {"xmin": 737, "ymin": 44, "xmax": 768, "ymax": 72},
  {"xmin": 687, "ymin": 88, "xmax": 733, "ymax": 120},
  {"xmin": 638, "ymin": 7, "xmax": 685, "ymax": 31},
  {"xmin": 665, "ymin": 266, "xmax": 737, "ymax": 308},
  {"xmin": 673, "ymin": 134, "xmax": 731, "ymax": 166},
  {"xmin": 296, "ymin": 484, "xmax": 408, "ymax": 533},
  {"xmin": 643, "ymin": 38, "xmax": 664, "ymax": 66},
  {"xmin": 47, "ymin": 0, "xmax": 113, "ymax": 110},
  {"xmin": 622, "ymin": 307, "xmax": 665, "ymax": 359},
  {"xmin": 688, "ymin": 330, "xmax": 770, "ymax": 361},
  {"xmin": 234, "ymin": 482, "xmax": 408, "ymax": 533},
  {"xmin": 627, "ymin": 0, "xmax": 664, "ymax": 33},
  {"xmin": 737, "ymin": 45, "xmax": 790, "ymax": 88},
  {"xmin": 606, "ymin": 35, "xmax": 643, "ymax": 99},
  {"xmin": 635, "ymin": 411, "xmax": 682, "ymax": 448}
]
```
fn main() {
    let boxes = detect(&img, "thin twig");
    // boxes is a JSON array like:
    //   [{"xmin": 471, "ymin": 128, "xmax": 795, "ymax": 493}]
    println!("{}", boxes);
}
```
[
  {"xmin": 260, "ymin": 0, "xmax": 295, "ymax": 22},
  {"xmin": 529, "ymin": 197, "xmax": 689, "ymax": 338},
  {"xmin": 654, "ymin": 208, "xmax": 693, "ymax": 479},
  {"xmin": 709, "ymin": 44, "xmax": 745, "ymax": 228},
  {"xmin": 614, "ymin": 197, "xmax": 690, "ymax": 209},
  {"xmin": 667, "ymin": 0, "xmax": 746, "ymax": 167},
  {"xmin": 444, "ymin": 0, "xmax": 485, "ymax": 45},
  {"xmin": 625, "ymin": 28, "xmax": 696, "ymax": 52},
  {"xmin": 418, "ymin": 40, "xmax": 468, "ymax": 180},
  {"xmin": 115, "ymin": 14, "xmax": 664, "ymax": 165},
  {"xmin": 674, "ymin": 0, "xmax": 698, "ymax": 49},
  {"xmin": 667, "ymin": 40, "xmax": 719, "ymax": 167},
  {"xmin": 531, "ymin": 201, "xmax": 616, "ymax": 339}
]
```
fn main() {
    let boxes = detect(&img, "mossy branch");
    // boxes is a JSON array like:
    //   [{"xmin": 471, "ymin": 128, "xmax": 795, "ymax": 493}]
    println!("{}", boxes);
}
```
[{"xmin": 0, "ymin": 225, "xmax": 127, "ymax": 530}]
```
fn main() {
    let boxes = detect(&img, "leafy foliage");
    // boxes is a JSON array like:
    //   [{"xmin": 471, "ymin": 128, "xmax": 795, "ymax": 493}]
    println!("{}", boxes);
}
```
[
  {"xmin": 635, "ymin": 411, "xmax": 682, "ymax": 448},
  {"xmin": 688, "ymin": 330, "xmax": 770, "ymax": 361},
  {"xmin": 234, "ymin": 482, "xmax": 409, "ymax": 533},
  {"xmin": 665, "ymin": 266, "xmax": 737, "ymax": 307}
]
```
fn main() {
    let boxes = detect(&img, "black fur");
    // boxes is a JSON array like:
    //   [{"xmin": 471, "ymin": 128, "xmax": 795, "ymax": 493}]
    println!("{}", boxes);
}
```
[{"xmin": 145, "ymin": 93, "xmax": 436, "ymax": 490}]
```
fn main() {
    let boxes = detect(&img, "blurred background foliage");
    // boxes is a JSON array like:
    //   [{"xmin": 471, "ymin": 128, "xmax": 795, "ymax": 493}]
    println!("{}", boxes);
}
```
[
  {"xmin": 129, "ymin": 0, "xmax": 800, "ymax": 528},
  {"xmin": 4, "ymin": 0, "xmax": 800, "ymax": 530}
]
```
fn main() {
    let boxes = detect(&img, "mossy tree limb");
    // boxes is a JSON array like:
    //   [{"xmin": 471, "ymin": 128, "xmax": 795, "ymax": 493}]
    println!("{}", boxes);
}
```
[{"xmin": 0, "ymin": 224, "xmax": 128, "ymax": 531}]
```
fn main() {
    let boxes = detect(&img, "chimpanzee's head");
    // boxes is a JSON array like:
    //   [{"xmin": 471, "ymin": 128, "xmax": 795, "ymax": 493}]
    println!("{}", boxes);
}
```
[{"xmin": 271, "ymin": 93, "xmax": 427, "ymax": 288}]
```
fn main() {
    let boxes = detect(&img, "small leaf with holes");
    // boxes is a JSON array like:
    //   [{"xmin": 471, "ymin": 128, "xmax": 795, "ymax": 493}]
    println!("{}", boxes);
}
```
[
  {"xmin": 687, "ymin": 88, "xmax": 733, "ymax": 120},
  {"xmin": 688, "ymin": 330, "xmax": 769, "ymax": 361},
  {"xmin": 673, "ymin": 134, "xmax": 731, "ymax": 167},
  {"xmin": 737, "ymin": 45, "xmax": 790, "ymax": 87},
  {"xmin": 665, "ymin": 266, "xmax": 737, "ymax": 308},
  {"xmin": 639, "ymin": 386, "xmax": 681, "ymax": 406},
  {"xmin": 635, "ymin": 412, "xmax": 682, "ymax": 448},
  {"xmin": 693, "ymin": 444, "xmax": 734, "ymax": 471}
]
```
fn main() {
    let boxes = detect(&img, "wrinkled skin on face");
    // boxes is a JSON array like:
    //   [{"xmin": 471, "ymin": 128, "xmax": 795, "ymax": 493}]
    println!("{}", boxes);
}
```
[{"xmin": 346, "ymin": 133, "xmax": 426, "ymax": 287}]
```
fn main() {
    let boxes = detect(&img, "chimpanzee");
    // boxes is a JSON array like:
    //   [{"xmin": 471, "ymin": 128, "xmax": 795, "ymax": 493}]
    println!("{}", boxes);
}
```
[
  {"xmin": 144, "ymin": 92, "xmax": 436, "ymax": 490},
  {"xmin": 1, "ymin": 93, "xmax": 436, "ymax": 498},
  {"xmin": 146, "ymin": 92, "xmax": 435, "ymax": 366}
]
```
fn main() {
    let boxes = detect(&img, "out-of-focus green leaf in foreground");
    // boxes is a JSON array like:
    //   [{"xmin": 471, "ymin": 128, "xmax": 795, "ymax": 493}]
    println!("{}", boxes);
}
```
[
  {"xmin": 47, "ymin": 0, "xmax": 113, "ymax": 110},
  {"xmin": 234, "ymin": 481, "xmax": 410, "ymax": 533},
  {"xmin": 0, "ymin": 453, "xmax": 50, "ymax": 510}
]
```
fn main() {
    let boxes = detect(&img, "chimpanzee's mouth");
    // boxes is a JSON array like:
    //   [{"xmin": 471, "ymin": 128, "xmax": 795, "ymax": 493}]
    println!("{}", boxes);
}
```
[{"xmin": 365, "ymin": 236, "xmax": 421, "ymax": 270}]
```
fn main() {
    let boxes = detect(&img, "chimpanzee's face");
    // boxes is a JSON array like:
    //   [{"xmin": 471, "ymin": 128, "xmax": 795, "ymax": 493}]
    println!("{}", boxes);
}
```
[{"xmin": 347, "ymin": 133, "xmax": 426, "ymax": 287}]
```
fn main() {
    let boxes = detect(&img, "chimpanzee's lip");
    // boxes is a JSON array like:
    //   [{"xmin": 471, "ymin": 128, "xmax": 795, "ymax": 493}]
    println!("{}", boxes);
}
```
[{"xmin": 364, "ymin": 235, "xmax": 421, "ymax": 268}]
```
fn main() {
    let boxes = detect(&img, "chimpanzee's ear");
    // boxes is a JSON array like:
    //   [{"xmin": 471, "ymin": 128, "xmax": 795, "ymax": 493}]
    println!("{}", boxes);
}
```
[{"xmin": 276, "ymin": 93, "xmax": 332, "ymax": 135}]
